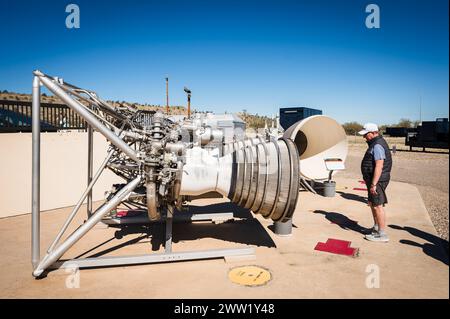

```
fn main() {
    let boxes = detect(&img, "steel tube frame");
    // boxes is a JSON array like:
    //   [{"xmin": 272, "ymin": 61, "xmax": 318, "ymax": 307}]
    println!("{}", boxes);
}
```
[
  {"xmin": 33, "ymin": 176, "xmax": 142, "ymax": 277},
  {"xmin": 87, "ymin": 124, "xmax": 94, "ymax": 217},
  {"xmin": 30, "ymin": 70, "xmax": 258, "ymax": 278},
  {"xmin": 101, "ymin": 212, "xmax": 234, "ymax": 225},
  {"xmin": 35, "ymin": 71, "xmax": 140, "ymax": 163},
  {"xmin": 46, "ymin": 148, "xmax": 115, "ymax": 254},
  {"xmin": 52, "ymin": 247, "xmax": 255, "ymax": 270},
  {"xmin": 31, "ymin": 75, "xmax": 40, "ymax": 269}
]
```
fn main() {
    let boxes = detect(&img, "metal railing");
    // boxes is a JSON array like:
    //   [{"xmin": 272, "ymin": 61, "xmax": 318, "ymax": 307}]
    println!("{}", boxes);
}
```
[{"xmin": 0, "ymin": 99, "xmax": 87, "ymax": 132}]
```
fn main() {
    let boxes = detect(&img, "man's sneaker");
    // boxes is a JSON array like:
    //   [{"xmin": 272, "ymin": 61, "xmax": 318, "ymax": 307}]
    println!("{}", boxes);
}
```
[
  {"xmin": 363, "ymin": 225, "xmax": 379, "ymax": 235},
  {"xmin": 365, "ymin": 232, "xmax": 389, "ymax": 243}
]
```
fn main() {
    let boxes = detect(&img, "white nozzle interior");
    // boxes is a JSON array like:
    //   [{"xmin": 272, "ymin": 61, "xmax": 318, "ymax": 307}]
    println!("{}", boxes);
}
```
[
  {"xmin": 283, "ymin": 115, "xmax": 348, "ymax": 180},
  {"xmin": 179, "ymin": 147, "xmax": 233, "ymax": 196}
]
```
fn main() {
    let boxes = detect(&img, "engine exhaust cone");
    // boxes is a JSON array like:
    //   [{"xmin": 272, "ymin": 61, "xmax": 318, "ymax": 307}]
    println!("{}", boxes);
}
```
[
  {"xmin": 283, "ymin": 115, "xmax": 347, "ymax": 180},
  {"xmin": 226, "ymin": 137, "xmax": 300, "ymax": 222}
]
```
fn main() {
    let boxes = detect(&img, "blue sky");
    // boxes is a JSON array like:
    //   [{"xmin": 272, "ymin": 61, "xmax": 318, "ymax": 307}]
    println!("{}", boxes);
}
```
[{"xmin": 0, "ymin": 0, "xmax": 448, "ymax": 124}]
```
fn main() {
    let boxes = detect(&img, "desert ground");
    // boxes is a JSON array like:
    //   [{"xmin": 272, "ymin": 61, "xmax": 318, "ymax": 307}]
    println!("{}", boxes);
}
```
[
  {"xmin": 0, "ymin": 135, "xmax": 448, "ymax": 298},
  {"xmin": 1, "ymin": 177, "xmax": 448, "ymax": 298},
  {"xmin": 341, "ymin": 136, "xmax": 449, "ymax": 240}
]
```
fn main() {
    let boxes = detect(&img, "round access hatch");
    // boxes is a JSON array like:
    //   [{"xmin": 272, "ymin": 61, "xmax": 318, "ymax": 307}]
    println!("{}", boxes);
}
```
[{"xmin": 228, "ymin": 265, "xmax": 272, "ymax": 287}]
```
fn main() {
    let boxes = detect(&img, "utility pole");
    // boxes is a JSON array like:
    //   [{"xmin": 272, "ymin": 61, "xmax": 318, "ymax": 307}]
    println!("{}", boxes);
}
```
[
  {"xmin": 184, "ymin": 87, "xmax": 191, "ymax": 118},
  {"xmin": 165, "ymin": 77, "xmax": 169, "ymax": 114}
]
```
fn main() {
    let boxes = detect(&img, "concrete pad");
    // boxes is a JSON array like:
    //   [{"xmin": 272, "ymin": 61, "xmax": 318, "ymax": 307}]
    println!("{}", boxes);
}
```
[
  {"xmin": 0, "ymin": 178, "xmax": 448, "ymax": 298},
  {"xmin": 224, "ymin": 254, "xmax": 257, "ymax": 263}
]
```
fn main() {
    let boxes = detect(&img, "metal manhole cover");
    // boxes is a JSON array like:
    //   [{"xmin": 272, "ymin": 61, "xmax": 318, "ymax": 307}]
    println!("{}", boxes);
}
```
[{"xmin": 228, "ymin": 265, "xmax": 271, "ymax": 287}]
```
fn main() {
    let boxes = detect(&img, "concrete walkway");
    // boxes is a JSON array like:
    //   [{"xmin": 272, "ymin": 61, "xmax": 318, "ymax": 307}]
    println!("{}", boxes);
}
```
[{"xmin": 0, "ymin": 177, "xmax": 448, "ymax": 298}]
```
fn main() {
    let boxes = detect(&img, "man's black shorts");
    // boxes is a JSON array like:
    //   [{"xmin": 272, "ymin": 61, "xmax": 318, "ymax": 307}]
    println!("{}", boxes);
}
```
[{"xmin": 365, "ymin": 180, "xmax": 389, "ymax": 206}]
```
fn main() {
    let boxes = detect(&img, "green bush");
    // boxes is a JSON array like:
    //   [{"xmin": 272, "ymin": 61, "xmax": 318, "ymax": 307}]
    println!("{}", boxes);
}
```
[{"xmin": 342, "ymin": 122, "xmax": 363, "ymax": 135}]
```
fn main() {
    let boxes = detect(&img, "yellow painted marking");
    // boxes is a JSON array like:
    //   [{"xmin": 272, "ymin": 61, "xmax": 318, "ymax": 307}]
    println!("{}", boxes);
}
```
[{"xmin": 228, "ymin": 265, "xmax": 271, "ymax": 286}]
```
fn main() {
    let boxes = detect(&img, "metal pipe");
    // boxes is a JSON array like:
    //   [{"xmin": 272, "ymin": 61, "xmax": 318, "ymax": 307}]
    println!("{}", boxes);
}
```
[
  {"xmin": 273, "ymin": 219, "xmax": 293, "ymax": 236},
  {"xmin": 46, "ymin": 148, "xmax": 115, "ymax": 254},
  {"xmin": 33, "ymin": 176, "xmax": 142, "ymax": 277},
  {"xmin": 35, "ymin": 72, "xmax": 140, "ymax": 163},
  {"xmin": 87, "ymin": 124, "xmax": 94, "ymax": 217},
  {"xmin": 300, "ymin": 177, "xmax": 317, "ymax": 194},
  {"xmin": 31, "ymin": 75, "xmax": 41, "ymax": 269}
]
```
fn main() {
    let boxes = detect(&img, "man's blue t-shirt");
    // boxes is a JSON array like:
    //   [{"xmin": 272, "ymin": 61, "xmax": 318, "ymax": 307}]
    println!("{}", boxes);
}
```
[{"xmin": 370, "ymin": 144, "xmax": 386, "ymax": 160}]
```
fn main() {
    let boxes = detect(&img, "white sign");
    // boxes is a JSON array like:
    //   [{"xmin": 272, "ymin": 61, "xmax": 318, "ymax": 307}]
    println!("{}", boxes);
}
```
[{"xmin": 324, "ymin": 158, "xmax": 345, "ymax": 171}]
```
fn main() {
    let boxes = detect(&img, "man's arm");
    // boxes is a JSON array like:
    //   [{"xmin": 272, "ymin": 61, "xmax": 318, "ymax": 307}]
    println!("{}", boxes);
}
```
[
  {"xmin": 370, "ymin": 144, "xmax": 386, "ymax": 194},
  {"xmin": 371, "ymin": 159, "xmax": 384, "ymax": 194}
]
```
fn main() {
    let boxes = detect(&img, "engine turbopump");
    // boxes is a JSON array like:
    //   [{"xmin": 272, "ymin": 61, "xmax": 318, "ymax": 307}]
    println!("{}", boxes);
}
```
[{"xmin": 108, "ymin": 109, "xmax": 301, "ymax": 223}]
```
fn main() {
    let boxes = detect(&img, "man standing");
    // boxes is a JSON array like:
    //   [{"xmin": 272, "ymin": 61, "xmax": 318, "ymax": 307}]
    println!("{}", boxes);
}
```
[{"xmin": 359, "ymin": 123, "xmax": 392, "ymax": 242}]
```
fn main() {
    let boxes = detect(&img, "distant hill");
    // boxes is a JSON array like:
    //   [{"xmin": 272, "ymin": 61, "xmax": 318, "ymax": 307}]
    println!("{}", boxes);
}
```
[
  {"xmin": 0, "ymin": 91, "xmax": 273, "ymax": 128},
  {"xmin": 237, "ymin": 111, "xmax": 273, "ymax": 129},
  {"xmin": 0, "ymin": 91, "xmax": 188, "ymax": 115}
]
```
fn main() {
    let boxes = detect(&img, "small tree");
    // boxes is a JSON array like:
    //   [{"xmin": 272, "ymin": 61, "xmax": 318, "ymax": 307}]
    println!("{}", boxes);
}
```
[
  {"xmin": 342, "ymin": 122, "xmax": 363, "ymax": 135},
  {"xmin": 397, "ymin": 118, "xmax": 412, "ymax": 128}
]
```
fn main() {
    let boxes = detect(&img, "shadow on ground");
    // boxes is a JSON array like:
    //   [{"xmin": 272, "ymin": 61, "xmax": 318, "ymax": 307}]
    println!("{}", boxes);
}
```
[
  {"xmin": 76, "ymin": 202, "xmax": 275, "ymax": 260},
  {"xmin": 314, "ymin": 210, "xmax": 371, "ymax": 235},
  {"xmin": 336, "ymin": 191, "xmax": 367, "ymax": 204},
  {"xmin": 389, "ymin": 224, "xmax": 449, "ymax": 266}
]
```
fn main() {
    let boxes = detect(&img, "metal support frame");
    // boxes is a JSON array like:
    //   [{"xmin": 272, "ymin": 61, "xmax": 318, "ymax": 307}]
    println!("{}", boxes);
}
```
[
  {"xmin": 52, "ymin": 247, "xmax": 255, "ymax": 270},
  {"xmin": 31, "ymin": 70, "xmax": 255, "ymax": 277},
  {"xmin": 31, "ymin": 75, "xmax": 40, "ymax": 269},
  {"xmin": 101, "ymin": 211, "xmax": 234, "ymax": 225},
  {"xmin": 87, "ymin": 124, "xmax": 94, "ymax": 217},
  {"xmin": 51, "ymin": 208, "xmax": 252, "ymax": 271},
  {"xmin": 165, "ymin": 206, "xmax": 174, "ymax": 253},
  {"xmin": 36, "ymin": 71, "xmax": 140, "ymax": 162},
  {"xmin": 33, "ymin": 176, "xmax": 142, "ymax": 277}
]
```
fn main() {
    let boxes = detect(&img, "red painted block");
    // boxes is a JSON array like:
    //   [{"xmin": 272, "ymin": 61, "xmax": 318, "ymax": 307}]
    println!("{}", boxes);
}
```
[
  {"xmin": 353, "ymin": 187, "xmax": 367, "ymax": 191},
  {"xmin": 116, "ymin": 210, "xmax": 129, "ymax": 218},
  {"xmin": 115, "ymin": 209, "xmax": 146, "ymax": 218},
  {"xmin": 315, "ymin": 238, "xmax": 359, "ymax": 257}
]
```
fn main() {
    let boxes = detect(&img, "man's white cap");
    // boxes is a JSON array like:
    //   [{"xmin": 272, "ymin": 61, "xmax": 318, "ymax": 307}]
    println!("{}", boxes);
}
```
[{"xmin": 358, "ymin": 123, "xmax": 379, "ymax": 135}]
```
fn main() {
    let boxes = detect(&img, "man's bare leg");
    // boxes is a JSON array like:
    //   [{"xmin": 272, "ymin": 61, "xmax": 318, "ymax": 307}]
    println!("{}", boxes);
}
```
[
  {"xmin": 365, "ymin": 204, "xmax": 389, "ymax": 242},
  {"xmin": 369, "ymin": 202, "xmax": 379, "ymax": 231},
  {"xmin": 374, "ymin": 205, "xmax": 386, "ymax": 232},
  {"xmin": 369, "ymin": 203, "xmax": 378, "ymax": 226}
]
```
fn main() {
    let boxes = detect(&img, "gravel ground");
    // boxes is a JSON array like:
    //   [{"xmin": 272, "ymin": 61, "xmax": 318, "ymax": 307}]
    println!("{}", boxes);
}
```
[{"xmin": 339, "ymin": 136, "xmax": 449, "ymax": 240}]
